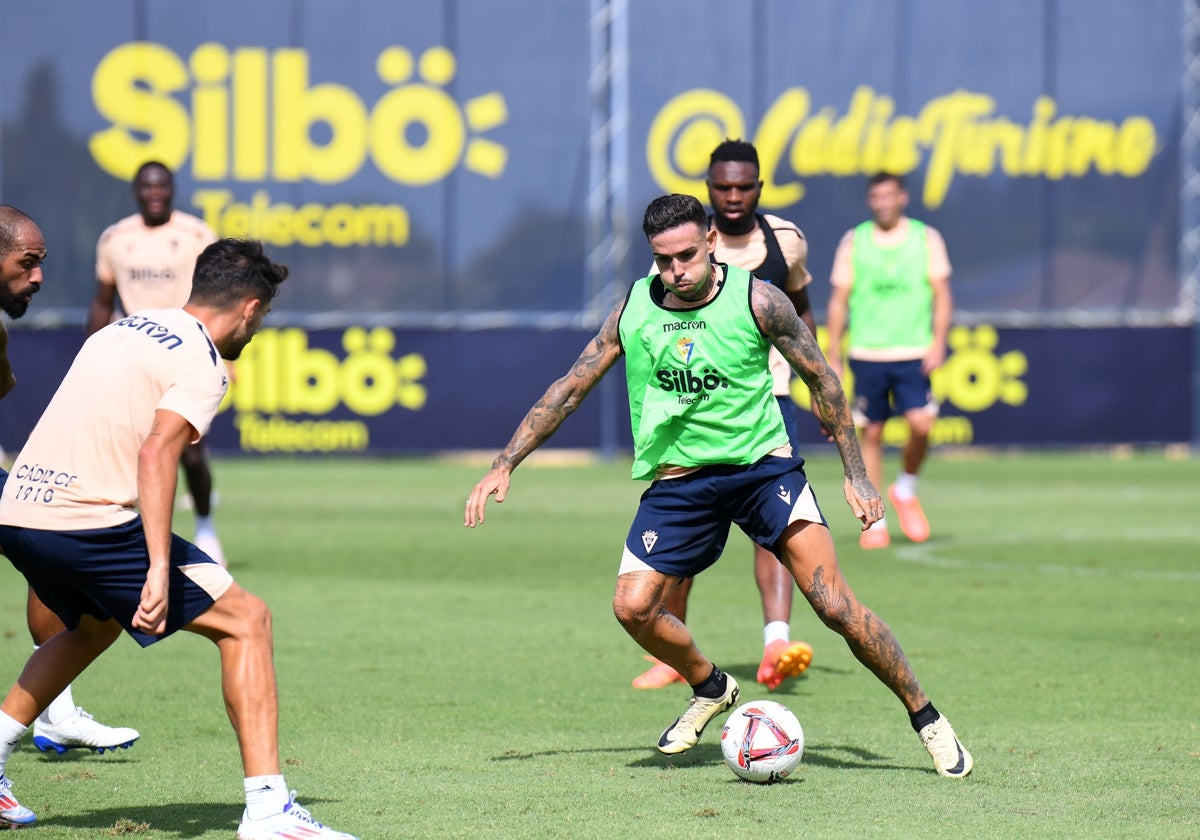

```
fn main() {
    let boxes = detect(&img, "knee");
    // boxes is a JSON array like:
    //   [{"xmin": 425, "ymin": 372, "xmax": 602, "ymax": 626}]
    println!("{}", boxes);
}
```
[
  {"xmin": 612, "ymin": 595, "xmax": 655, "ymax": 635},
  {"xmin": 906, "ymin": 411, "xmax": 933, "ymax": 438},
  {"xmin": 246, "ymin": 594, "xmax": 273, "ymax": 635},
  {"xmin": 230, "ymin": 591, "xmax": 273, "ymax": 641},
  {"xmin": 72, "ymin": 617, "xmax": 123, "ymax": 656},
  {"xmin": 27, "ymin": 593, "xmax": 67, "ymax": 646}
]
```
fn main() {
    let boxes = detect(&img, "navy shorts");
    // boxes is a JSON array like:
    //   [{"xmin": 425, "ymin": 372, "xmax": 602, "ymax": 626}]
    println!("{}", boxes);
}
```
[
  {"xmin": 849, "ymin": 359, "xmax": 936, "ymax": 424},
  {"xmin": 619, "ymin": 455, "xmax": 828, "ymax": 579},
  {"xmin": 0, "ymin": 472, "xmax": 232, "ymax": 648},
  {"xmin": 776, "ymin": 395, "xmax": 803, "ymax": 449}
]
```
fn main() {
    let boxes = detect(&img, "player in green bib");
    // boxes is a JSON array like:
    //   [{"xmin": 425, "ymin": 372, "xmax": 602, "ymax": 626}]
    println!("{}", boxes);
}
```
[
  {"xmin": 827, "ymin": 173, "xmax": 954, "ymax": 549},
  {"xmin": 631, "ymin": 141, "xmax": 818, "ymax": 694},
  {"xmin": 620, "ymin": 261, "xmax": 786, "ymax": 479},
  {"xmin": 465, "ymin": 194, "xmax": 973, "ymax": 778}
]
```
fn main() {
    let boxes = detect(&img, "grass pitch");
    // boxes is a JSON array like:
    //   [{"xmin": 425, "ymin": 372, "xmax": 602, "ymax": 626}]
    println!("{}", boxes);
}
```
[{"xmin": 0, "ymin": 449, "xmax": 1196, "ymax": 839}]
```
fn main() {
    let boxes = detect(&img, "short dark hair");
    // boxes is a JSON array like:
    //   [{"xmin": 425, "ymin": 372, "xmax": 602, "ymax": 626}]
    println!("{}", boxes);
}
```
[
  {"xmin": 709, "ymin": 138, "xmax": 759, "ymax": 170},
  {"xmin": 133, "ymin": 160, "xmax": 173, "ymax": 186},
  {"xmin": 868, "ymin": 172, "xmax": 905, "ymax": 191},
  {"xmin": 189, "ymin": 239, "xmax": 288, "ymax": 309},
  {"xmin": 0, "ymin": 205, "xmax": 36, "ymax": 256},
  {"xmin": 642, "ymin": 194, "xmax": 707, "ymax": 239}
]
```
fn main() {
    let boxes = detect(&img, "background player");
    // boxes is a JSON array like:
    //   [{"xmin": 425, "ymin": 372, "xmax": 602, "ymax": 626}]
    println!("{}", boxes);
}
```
[
  {"xmin": 0, "ymin": 205, "xmax": 139, "ymax": 758},
  {"xmin": 826, "ymin": 173, "xmax": 953, "ymax": 549},
  {"xmin": 89, "ymin": 161, "xmax": 227, "ymax": 566}
]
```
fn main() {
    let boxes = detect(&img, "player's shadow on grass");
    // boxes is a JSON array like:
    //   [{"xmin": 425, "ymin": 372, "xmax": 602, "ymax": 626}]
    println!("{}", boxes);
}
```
[
  {"xmin": 33, "ymin": 798, "xmax": 343, "ymax": 837},
  {"xmin": 27, "ymin": 746, "xmax": 138, "ymax": 765},
  {"xmin": 802, "ymin": 744, "xmax": 917, "ymax": 773},
  {"xmin": 491, "ymin": 742, "xmax": 918, "ymax": 775},
  {"xmin": 628, "ymin": 743, "xmax": 724, "ymax": 768},
  {"xmin": 492, "ymin": 745, "xmax": 655, "ymax": 762},
  {"xmin": 33, "ymin": 802, "xmax": 238, "ymax": 837},
  {"xmin": 634, "ymin": 743, "xmax": 916, "ymax": 774},
  {"xmin": 490, "ymin": 744, "xmax": 732, "ymax": 768}
]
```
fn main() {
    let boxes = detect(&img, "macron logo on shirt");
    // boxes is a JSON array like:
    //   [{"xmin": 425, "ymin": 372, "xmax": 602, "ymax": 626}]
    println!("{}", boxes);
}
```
[{"xmin": 113, "ymin": 314, "xmax": 184, "ymax": 349}]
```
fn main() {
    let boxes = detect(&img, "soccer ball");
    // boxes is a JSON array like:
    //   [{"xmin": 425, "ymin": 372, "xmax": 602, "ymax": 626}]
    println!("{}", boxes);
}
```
[{"xmin": 720, "ymin": 700, "xmax": 805, "ymax": 783}]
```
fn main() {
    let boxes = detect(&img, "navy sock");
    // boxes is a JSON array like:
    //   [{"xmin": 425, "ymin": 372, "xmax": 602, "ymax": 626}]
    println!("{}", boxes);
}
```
[
  {"xmin": 909, "ymin": 702, "xmax": 940, "ymax": 732},
  {"xmin": 691, "ymin": 665, "xmax": 727, "ymax": 699}
]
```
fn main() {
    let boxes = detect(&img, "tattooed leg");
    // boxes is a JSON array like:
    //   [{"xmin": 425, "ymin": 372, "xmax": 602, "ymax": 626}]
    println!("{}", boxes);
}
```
[
  {"xmin": 779, "ymin": 521, "xmax": 929, "ymax": 712},
  {"xmin": 613, "ymin": 570, "xmax": 713, "ymax": 685}
]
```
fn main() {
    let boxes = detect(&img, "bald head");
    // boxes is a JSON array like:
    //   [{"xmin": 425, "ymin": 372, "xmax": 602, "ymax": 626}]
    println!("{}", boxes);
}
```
[
  {"xmin": 0, "ymin": 205, "xmax": 39, "ymax": 256},
  {"xmin": 0, "ymin": 206, "xmax": 45, "ymax": 318}
]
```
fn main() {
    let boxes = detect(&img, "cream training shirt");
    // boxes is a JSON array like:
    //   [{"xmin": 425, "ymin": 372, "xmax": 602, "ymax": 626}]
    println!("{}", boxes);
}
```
[
  {"xmin": 0, "ymin": 309, "xmax": 229, "ymax": 530},
  {"xmin": 711, "ymin": 213, "xmax": 811, "ymax": 396},
  {"xmin": 95, "ymin": 211, "xmax": 217, "ymax": 314}
]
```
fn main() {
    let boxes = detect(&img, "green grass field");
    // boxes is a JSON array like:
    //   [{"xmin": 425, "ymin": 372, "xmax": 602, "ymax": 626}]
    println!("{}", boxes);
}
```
[{"xmin": 0, "ymin": 450, "xmax": 1196, "ymax": 839}]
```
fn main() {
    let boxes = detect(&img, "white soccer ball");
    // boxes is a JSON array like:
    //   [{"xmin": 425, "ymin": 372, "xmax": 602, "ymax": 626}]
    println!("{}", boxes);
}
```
[{"xmin": 720, "ymin": 700, "xmax": 805, "ymax": 783}]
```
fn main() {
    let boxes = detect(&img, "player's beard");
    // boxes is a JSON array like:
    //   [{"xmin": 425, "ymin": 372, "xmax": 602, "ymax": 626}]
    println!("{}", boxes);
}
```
[
  {"xmin": 0, "ymin": 287, "xmax": 29, "ymax": 319},
  {"xmin": 222, "ymin": 334, "xmax": 252, "ymax": 361}
]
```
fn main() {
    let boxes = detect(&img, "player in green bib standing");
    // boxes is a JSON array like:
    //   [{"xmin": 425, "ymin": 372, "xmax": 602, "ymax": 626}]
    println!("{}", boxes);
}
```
[
  {"xmin": 465, "ymin": 194, "xmax": 973, "ymax": 778},
  {"xmin": 826, "ymin": 173, "xmax": 953, "ymax": 549}
]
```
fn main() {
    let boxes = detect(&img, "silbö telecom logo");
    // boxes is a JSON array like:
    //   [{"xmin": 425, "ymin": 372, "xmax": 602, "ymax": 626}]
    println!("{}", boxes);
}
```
[
  {"xmin": 89, "ymin": 42, "xmax": 508, "ymax": 248},
  {"xmin": 656, "ymin": 338, "xmax": 729, "ymax": 405}
]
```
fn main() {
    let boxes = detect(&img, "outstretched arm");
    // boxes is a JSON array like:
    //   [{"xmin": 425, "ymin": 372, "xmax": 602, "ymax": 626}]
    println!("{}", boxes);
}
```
[
  {"xmin": 751, "ymin": 280, "xmax": 883, "ymax": 530},
  {"xmin": 465, "ymin": 300, "xmax": 625, "ymax": 527}
]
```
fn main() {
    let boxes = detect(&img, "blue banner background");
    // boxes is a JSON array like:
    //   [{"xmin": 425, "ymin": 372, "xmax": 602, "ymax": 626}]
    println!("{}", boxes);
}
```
[
  {"xmin": 0, "ymin": 0, "xmax": 1182, "ymax": 322},
  {"xmin": 0, "ymin": 326, "xmax": 1188, "ymax": 456}
]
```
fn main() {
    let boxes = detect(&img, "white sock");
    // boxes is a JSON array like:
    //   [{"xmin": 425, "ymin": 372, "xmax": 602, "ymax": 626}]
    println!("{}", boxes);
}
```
[
  {"xmin": 39, "ymin": 684, "xmax": 77, "ymax": 726},
  {"xmin": 194, "ymin": 514, "xmax": 217, "ymax": 540},
  {"xmin": 868, "ymin": 516, "xmax": 888, "ymax": 532},
  {"xmin": 31, "ymin": 646, "xmax": 76, "ymax": 726},
  {"xmin": 892, "ymin": 472, "xmax": 919, "ymax": 499},
  {"xmin": 0, "ymin": 712, "xmax": 28, "ymax": 777},
  {"xmin": 763, "ymin": 621, "xmax": 790, "ymax": 646},
  {"xmin": 244, "ymin": 775, "xmax": 289, "ymax": 820}
]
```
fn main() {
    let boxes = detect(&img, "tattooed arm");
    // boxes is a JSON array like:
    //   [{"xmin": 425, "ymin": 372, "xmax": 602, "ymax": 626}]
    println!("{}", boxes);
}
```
[
  {"xmin": 751, "ymin": 280, "xmax": 883, "ymax": 529},
  {"xmin": 465, "ymin": 299, "xmax": 626, "ymax": 527}
]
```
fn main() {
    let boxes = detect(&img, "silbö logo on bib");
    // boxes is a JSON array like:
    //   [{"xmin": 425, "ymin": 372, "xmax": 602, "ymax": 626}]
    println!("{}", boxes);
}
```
[
  {"xmin": 654, "ymin": 337, "xmax": 730, "ymax": 404},
  {"xmin": 655, "ymin": 350, "xmax": 729, "ymax": 406}
]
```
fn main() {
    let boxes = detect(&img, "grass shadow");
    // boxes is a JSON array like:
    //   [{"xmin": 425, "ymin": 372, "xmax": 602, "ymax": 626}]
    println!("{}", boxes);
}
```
[
  {"xmin": 34, "ymin": 797, "xmax": 345, "ymax": 837},
  {"xmin": 33, "ymin": 802, "xmax": 238, "ymax": 837},
  {"xmin": 803, "ymin": 743, "xmax": 924, "ymax": 774},
  {"xmin": 491, "ymin": 744, "xmax": 657, "ymax": 762}
]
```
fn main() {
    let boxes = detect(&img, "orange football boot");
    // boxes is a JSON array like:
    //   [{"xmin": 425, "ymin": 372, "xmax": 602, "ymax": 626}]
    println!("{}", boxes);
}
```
[
  {"xmin": 859, "ymin": 525, "xmax": 891, "ymax": 549},
  {"xmin": 756, "ymin": 640, "xmax": 814, "ymax": 690},
  {"xmin": 632, "ymin": 656, "xmax": 686, "ymax": 689},
  {"xmin": 888, "ymin": 485, "xmax": 930, "ymax": 543}
]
